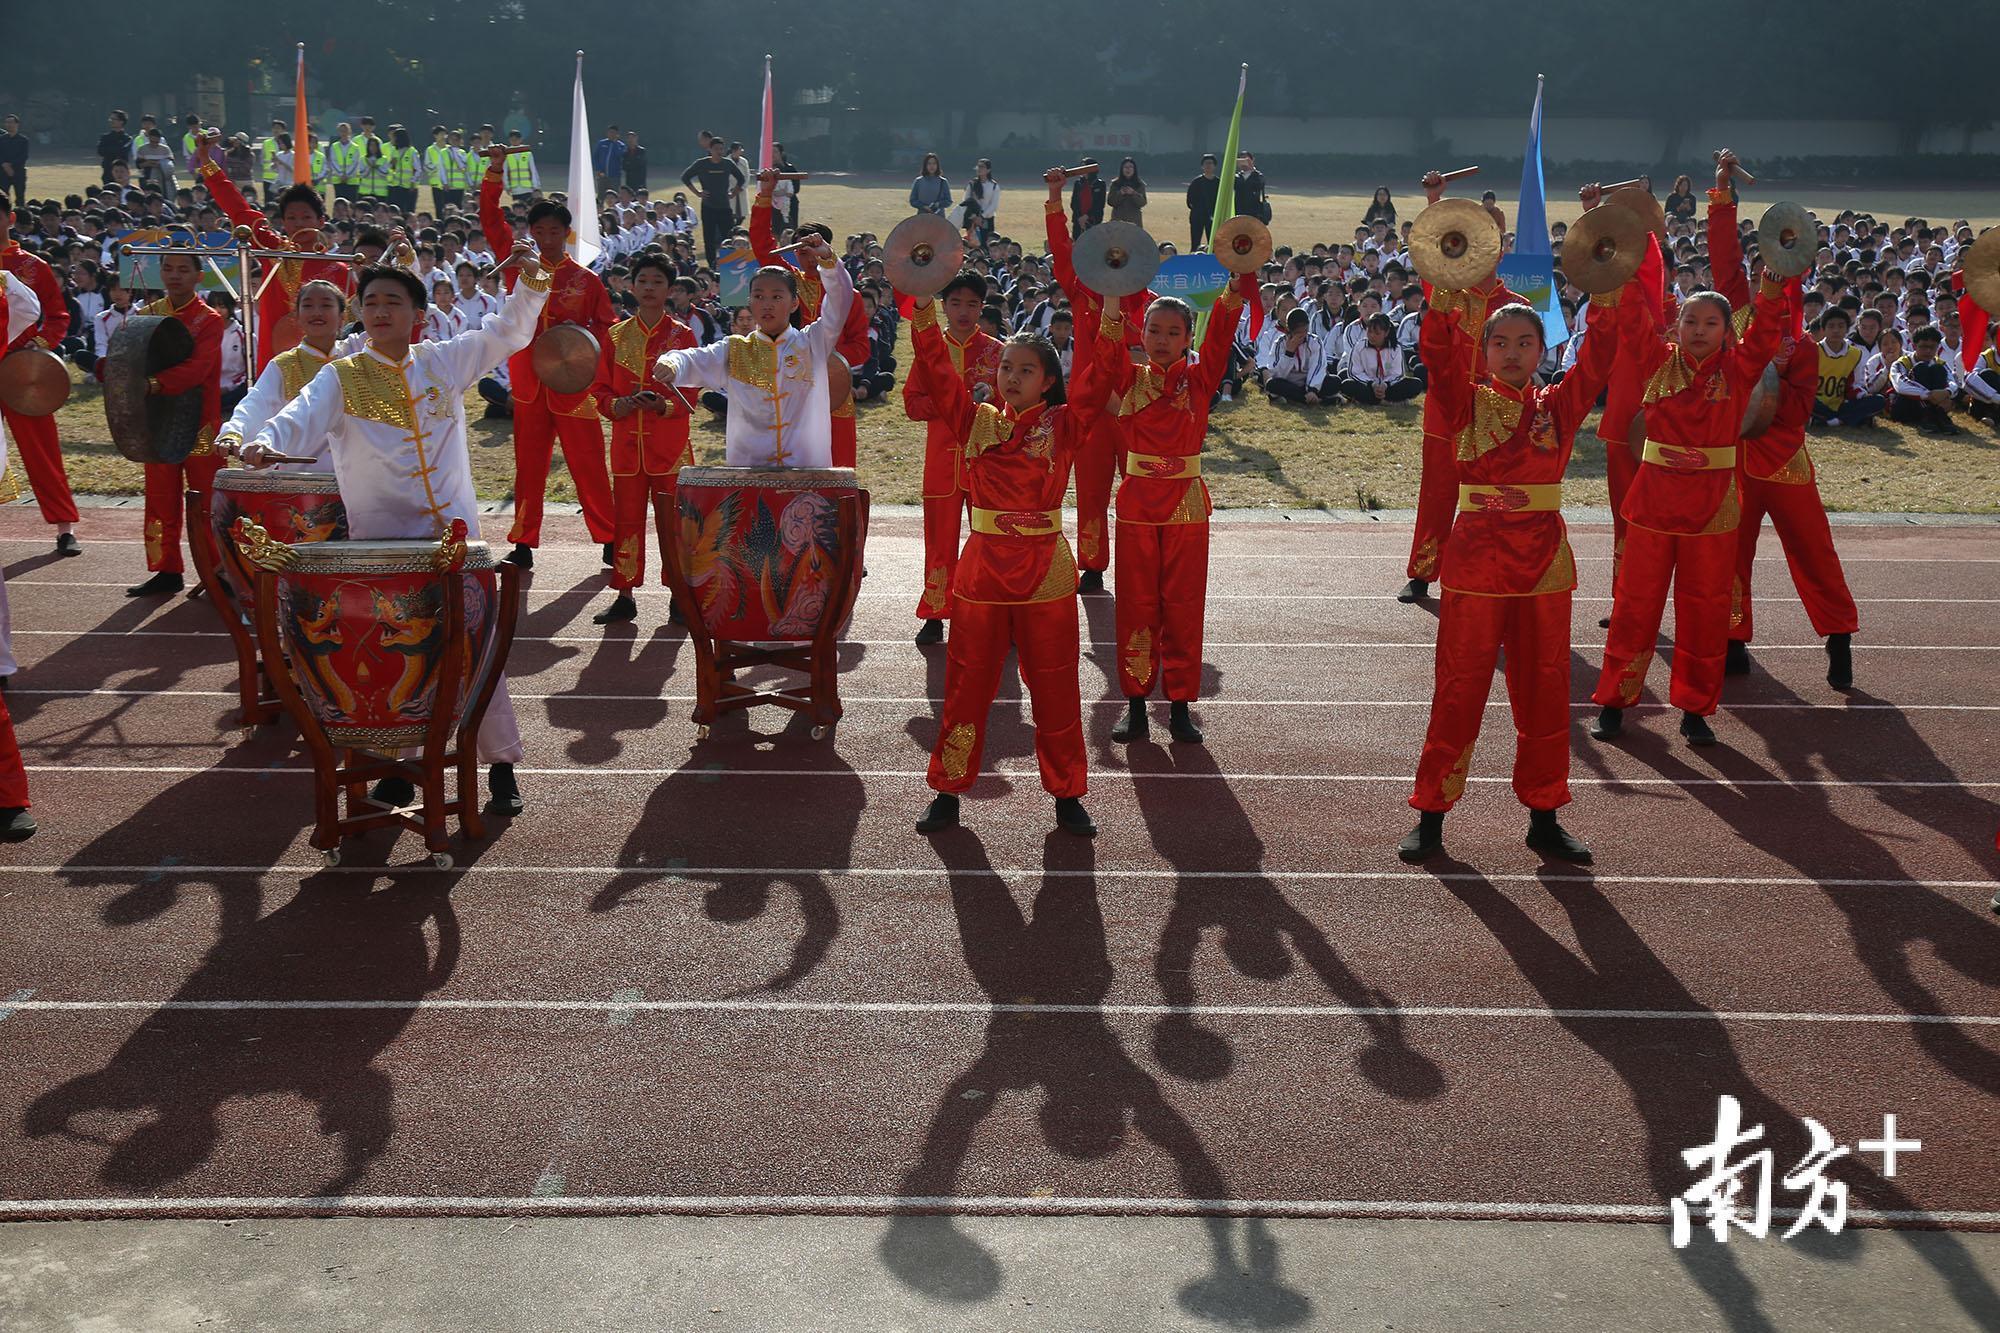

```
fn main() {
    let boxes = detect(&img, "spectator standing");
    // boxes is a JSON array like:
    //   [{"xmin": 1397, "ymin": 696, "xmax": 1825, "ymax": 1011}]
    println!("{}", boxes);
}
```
[
  {"xmin": 910, "ymin": 152, "xmax": 950, "ymax": 216},
  {"xmin": 0, "ymin": 115, "xmax": 26, "ymax": 209},
  {"xmin": 773, "ymin": 142, "xmax": 798, "ymax": 230},
  {"xmin": 1664, "ymin": 175, "xmax": 1698, "ymax": 221},
  {"xmin": 1235, "ymin": 150, "xmax": 1268, "ymax": 224},
  {"xmin": 97, "ymin": 110, "xmax": 133, "ymax": 185},
  {"xmin": 1108, "ymin": 157, "xmax": 1147, "ymax": 227},
  {"xmin": 1068, "ymin": 157, "xmax": 1105, "ymax": 237},
  {"xmin": 328, "ymin": 123, "xmax": 363, "ymax": 202},
  {"xmin": 681, "ymin": 137, "xmax": 745, "ymax": 265},
  {"xmin": 622, "ymin": 130, "xmax": 649, "ymax": 191},
  {"xmin": 593, "ymin": 124, "xmax": 626, "ymax": 194},
  {"xmin": 1362, "ymin": 186, "xmax": 1396, "ymax": 230},
  {"xmin": 1185, "ymin": 154, "xmax": 1220, "ymax": 250},
  {"xmin": 387, "ymin": 126, "xmax": 420, "ymax": 213},
  {"xmin": 963, "ymin": 158, "xmax": 1000, "ymax": 246},
  {"xmin": 133, "ymin": 127, "xmax": 177, "ymax": 193},
  {"xmin": 502, "ymin": 129, "xmax": 540, "ymax": 203},
  {"xmin": 727, "ymin": 141, "xmax": 751, "ymax": 222}
]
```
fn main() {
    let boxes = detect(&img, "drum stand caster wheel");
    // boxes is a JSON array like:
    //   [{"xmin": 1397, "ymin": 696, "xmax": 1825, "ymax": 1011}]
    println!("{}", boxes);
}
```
[
  {"xmin": 321, "ymin": 848, "xmax": 342, "ymax": 868},
  {"xmin": 694, "ymin": 724, "xmax": 712, "ymax": 742},
  {"xmin": 430, "ymin": 851, "xmax": 454, "ymax": 871},
  {"xmin": 810, "ymin": 725, "xmax": 830, "ymax": 741}
]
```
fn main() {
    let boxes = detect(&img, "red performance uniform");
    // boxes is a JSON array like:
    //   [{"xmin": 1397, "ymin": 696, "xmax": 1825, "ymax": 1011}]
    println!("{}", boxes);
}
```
[
  {"xmin": 590, "ymin": 312, "xmax": 699, "ymax": 592},
  {"xmin": 903, "ymin": 317, "xmax": 1001, "ymax": 621},
  {"xmin": 1707, "ymin": 188, "xmax": 1858, "ymax": 647},
  {"xmin": 0, "ymin": 239, "xmax": 79, "ymax": 526},
  {"xmin": 1592, "ymin": 270, "xmax": 1787, "ymax": 717},
  {"xmin": 137, "ymin": 293, "xmax": 225, "ymax": 574},
  {"xmin": 1591, "ymin": 229, "xmax": 1679, "ymax": 581},
  {"xmin": 1044, "ymin": 197, "xmax": 1147, "ymax": 575},
  {"xmin": 196, "ymin": 158, "xmax": 351, "ymax": 373},
  {"xmin": 1410, "ymin": 282, "xmax": 1633, "ymax": 814},
  {"xmin": 749, "ymin": 190, "xmax": 872, "ymax": 469},
  {"xmin": 910, "ymin": 302, "xmax": 1118, "ymax": 798},
  {"xmin": 1407, "ymin": 275, "xmax": 1524, "ymax": 583},
  {"xmin": 1104, "ymin": 275, "xmax": 1252, "ymax": 701},
  {"xmin": 479, "ymin": 171, "xmax": 616, "ymax": 549}
]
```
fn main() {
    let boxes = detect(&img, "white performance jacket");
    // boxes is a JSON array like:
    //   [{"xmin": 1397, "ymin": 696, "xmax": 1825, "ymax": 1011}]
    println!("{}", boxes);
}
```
[
  {"xmin": 252, "ymin": 277, "xmax": 549, "ymax": 540},
  {"xmin": 660, "ymin": 258, "xmax": 853, "ymax": 468}
]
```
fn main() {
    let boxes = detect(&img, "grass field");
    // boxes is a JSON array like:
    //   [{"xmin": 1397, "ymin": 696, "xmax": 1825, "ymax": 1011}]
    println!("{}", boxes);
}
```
[{"xmin": 23, "ymin": 162, "xmax": 2000, "ymax": 512}]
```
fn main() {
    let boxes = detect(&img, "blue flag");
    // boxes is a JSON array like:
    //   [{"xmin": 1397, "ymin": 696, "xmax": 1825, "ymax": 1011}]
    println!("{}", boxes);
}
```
[{"xmin": 1495, "ymin": 75, "xmax": 1569, "ymax": 348}]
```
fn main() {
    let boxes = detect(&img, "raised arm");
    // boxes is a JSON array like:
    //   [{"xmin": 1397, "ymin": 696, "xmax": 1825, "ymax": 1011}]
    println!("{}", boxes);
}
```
[
  {"xmin": 799, "ymin": 251, "xmax": 853, "ymax": 360},
  {"xmin": 1191, "ymin": 273, "xmax": 1255, "ymax": 399},
  {"xmin": 748, "ymin": 171, "xmax": 781, "ymax": 265},
  {"xmin": 1060, "ymin": 309, "xmax": 1129, "ymax": 442},
  {"xmin": 659, "ymin": 337, "xmax": 733, "ymax": 392},
  {"xmin": 436, "ymin": 250, "xmax": 551, "ymax": 390},
  {"xmin": 1706, "ymin": 152, "xmax": 1749, "ymax": 310},
  {"xmin": 195, "ymin": 136, "xmax": 284, "ymax": 251},
  {"xmin": 909, "ymin": 301, "xmax": 976, "ymax": 443},
  {"xmin": 477, "ymin": 157, "xmax": 515, "ymax": 287},
  {"xmin": 1549, "ymin": 286, "xmax": 1632, "ymax": 437},
  {"xmin": 1726, "ymin": 273, "xmax": 1791, "ymax": 393}
]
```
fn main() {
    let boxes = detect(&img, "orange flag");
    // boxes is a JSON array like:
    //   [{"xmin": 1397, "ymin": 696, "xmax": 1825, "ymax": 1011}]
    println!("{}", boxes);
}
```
[{"xmin": 293, "ymin": 43, "xmax": 311, "ymax": 185}]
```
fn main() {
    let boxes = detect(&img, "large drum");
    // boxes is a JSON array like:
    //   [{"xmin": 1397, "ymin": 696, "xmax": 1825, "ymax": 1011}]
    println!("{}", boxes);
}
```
[
  {"xmin": 208, "ymin": 467, "xmax": 348, "ymax": 624},
  {"xmin": 673, "ymin": 465, "xmax": 869, "ymax": 642},
  {"xmin": 266, "ymin": 537, "xmax": 503, "ymax": 751}
]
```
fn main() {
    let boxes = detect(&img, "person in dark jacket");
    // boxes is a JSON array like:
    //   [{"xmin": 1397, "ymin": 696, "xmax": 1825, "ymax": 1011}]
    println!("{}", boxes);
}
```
[
  {"xmin": 1068, "ymin": 157, "xmax": 1105, "ymax": 238},
  {"xmin": 1235, "ymin": 150, "xmax": 1268, "ymax": 225},
  {"xmin": 97, "ymin": 110, "xmax": 135, "ymax": 185},
  {"xmin": 1185, "ymin": 153, "xmax": 1221, "ymax": 250}
]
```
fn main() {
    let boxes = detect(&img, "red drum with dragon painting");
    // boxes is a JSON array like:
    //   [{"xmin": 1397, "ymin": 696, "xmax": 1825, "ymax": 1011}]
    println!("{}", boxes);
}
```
[
  {"xmin": 208, "ymin": 467, "xmax": 348, "ymax": 624},
  {"xmin": 673, "ymin": 466, "xmax": 870, "ymax": 642}
]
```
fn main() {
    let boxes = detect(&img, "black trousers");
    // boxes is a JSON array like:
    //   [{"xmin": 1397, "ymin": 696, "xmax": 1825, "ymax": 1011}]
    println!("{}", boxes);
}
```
[{"xmin": 700, "ymin": 204, "xmax": 735, "ymax": 266}]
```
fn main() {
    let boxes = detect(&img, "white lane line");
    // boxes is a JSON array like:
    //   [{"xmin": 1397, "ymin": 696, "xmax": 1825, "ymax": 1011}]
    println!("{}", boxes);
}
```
[
  {"xmin": 0, "ymin": 988, "xmax": 35, "ymax": 1022},
  {"xmin": 6, "ymin": 998, "xmax": 1995, "ymax": 1026},
  {"xmin": 15, "ymin": 688, "xmax": 2000, "ymax": 713},
  {"xmin": 12, "ymin": 581, "xmax": 1998, "ymax": 606},
  {"xmin": 0, "ymin": 1194, "xmax": 1989, "ymax": 1225},
  {"xmin": 23, "ymin": 764, "xmax": 1998, "ymax": 789},
  {"xmin": 3, "ymin": 867, "xmax": 1991, "ymax": 891},
  {"xmin": 14, "ymin": 629, "xmax": 2000, "ymax": 651}
]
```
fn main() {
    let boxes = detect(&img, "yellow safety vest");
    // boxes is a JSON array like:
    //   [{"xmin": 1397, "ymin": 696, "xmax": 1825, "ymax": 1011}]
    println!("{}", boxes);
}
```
[
  {"xmin": 330, "ymin": 140, "xmax": 364, "ymax": 183},
  {"xmin": 504, "ymin": 151, "xmax": 536, "ymax": 194},
  {"xmin": 358, "ymin": 140, "xmax": 388, "ymax": 196},
  {"xmin": 259, "ymin": 137, "xmax": 280, "ymax": 183},
  {"xmin": 389, "ymin": 146, "xmax": 419, "ymax": 188}
]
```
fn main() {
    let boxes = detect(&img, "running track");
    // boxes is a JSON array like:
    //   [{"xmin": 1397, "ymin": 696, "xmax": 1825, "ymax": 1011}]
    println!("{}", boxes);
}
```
[{"xmin": 1, "ymin": 507, "xmax": 1997, "ymax": 1316}]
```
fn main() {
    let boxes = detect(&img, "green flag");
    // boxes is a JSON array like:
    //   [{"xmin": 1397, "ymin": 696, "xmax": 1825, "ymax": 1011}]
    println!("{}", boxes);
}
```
[{"xmin": 1196, "ymin": 63, "xmax": 1248, "ymax": 345}]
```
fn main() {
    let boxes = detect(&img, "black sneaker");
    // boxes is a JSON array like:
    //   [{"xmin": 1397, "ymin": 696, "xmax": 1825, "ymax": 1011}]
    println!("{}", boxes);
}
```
[
  {"xmin": 1054, "ymin": 796, "xmax": 1097, "ymax": 837},
  {"xmin": 0, "ymin": 807, "xmax": 37, "ymax": 843},
  {"xmin": 601, "ymin": 542, "xmax": 616, "ymax": 568},
  {"xmin": 914, "ymin": 618, "xmax": 944, "ymax": 646},
  {"xmin": 125, "ymin": 571, "xmax": 184, "ymax": 598},
  {"xmin": 915, "ymin": 792, "xmax": 960, "ymax": 833},
  {"xmin": 1526, "ymin": 809, "xmax": 1593, "ymax": 864},
  {"xmin": 1826, "ymin": 632, "xmax": 1853, "ymax": 689},
  {"xmin": 1397, "ymin": 811, "xmax": 1444, "ymax": 863},
  {"xmin": 487, "ymin": 762, "xmax": 523, "ymax": 816},
  {"xmin": 668, "ymin": 598, "xmax": 686, "ymax": 626},
  {"xmin": 1168, "ymin": 701, "xmax": 1204, "ymax": 744},
  {"xmin": 1725, "ymin": 640, "xmax": 1752, "ymax": 676},
  {"xmin": 1590, "ymin": 706, "xmax": 1624, "ymax": 741},
  {"xmin": 54, "ymin": 533, "xmax": 80, "ymax": 558},
  {"xmin": 1077, "ymin": 568, "xmax": 1106, "ymax": 595},
  {"xmin": 593, "ymin": 593, "xmax": 638, "ymax": 625},
  {"xmin": 1679, "ymin": 711, "xmax": 1718, "ymax": 747},
  {"xmin": 1597, "ymin": 615, "xmax": 1611, "ymax": 629},
  {"xmin": 1111, "ymin": 698, "xmax": 1149, "ymax": 742},
  {"xmin": 1396, "ymin": 577, "xmax": 1429, "ymax": 604},
  {"xmin": 369, "ymin": 776, "xmax": 417, "ymax": 809},
  {"xmin": 504, "ymin": 544, "xmax": 534, "ymax": 569}
]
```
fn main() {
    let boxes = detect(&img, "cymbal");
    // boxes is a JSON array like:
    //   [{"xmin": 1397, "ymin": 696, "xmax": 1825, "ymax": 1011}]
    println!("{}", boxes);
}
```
[
  {"xmin": 1212, "ymin": 215, "xmax": 1272, "ymax": 274},
  {"xmin": 1958, "ymin": 226, "xmax": 2000, "ymax": 311},
  {"xmin": 1408, "ymin": 199, "xmax": 1500, "ymax": 289},
  {"xmin": 1756, "ymin": 201, "xmax": 1816, "ymax": 279},
  {"xmin": 883, "ymin": 213, "xmax": 966, "ymax": 300},
  {"xmin": 531, "ymin": 323, "xmax": 600, "ymax": 396},
  {"xmin": 1073, "ymin": 221, "xmax": 1161, "ymax": 298},
  {"xmin": 1604, "ymin": 185, "xmax": 1667, "ymax": 241},
  {"xmin": 1740, "ymin": 364, "xmax": 1781, "ymax": 439},
  {"xmin": 1560, "ymin": 204, "xmax": 1648, "ymax": 295},
  {"xmin": 104, "ymin": 315, "xmax": 205, "ymax": 465},
  {"xmin": 0, "ymin": 347, "xmax": 72, "ymax": 417}
]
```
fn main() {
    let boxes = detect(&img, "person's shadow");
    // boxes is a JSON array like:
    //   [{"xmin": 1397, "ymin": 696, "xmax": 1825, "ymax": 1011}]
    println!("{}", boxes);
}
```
[
  {"xmin": 1443, "ymin": 864, "xmax": 2000, "ymax": 1332},
  {"xmin": 877, "ymin": 831, "xmax": 1312, "ymax": 1328},
  {"xmin": 23, "ymin": 870, "xmax": 459, "ymax": 1197},
  {"xmin": 545, "ymin": 620, "xmax": 682, "ymax": 764},
  {"xmin": 595, "ymin": 713, "xmax": 862, "ymax": 993}
]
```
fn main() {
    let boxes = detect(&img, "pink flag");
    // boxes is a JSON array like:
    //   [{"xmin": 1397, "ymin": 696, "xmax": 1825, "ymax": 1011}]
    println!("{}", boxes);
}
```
[{"xmin": 758, "ymin": 55, "xmax": 775, "ymax": 173}]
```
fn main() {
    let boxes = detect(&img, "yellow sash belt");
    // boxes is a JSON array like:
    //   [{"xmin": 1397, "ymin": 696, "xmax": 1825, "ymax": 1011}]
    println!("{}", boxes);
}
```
[
  {"xmin": 969, "ymin": 506, "xmax": 1063, "ymax": 537},
  {"xmin": 1457, "ymin": 482, "xmax": 1562, "ymax": 513},
  {"xmin": 1641, "ymin": 440, "xmax": 1738, "ymax": 471},
  {"xmin": 1123, "ymin": 451, "xmax": 1202, "ymax": 480}
]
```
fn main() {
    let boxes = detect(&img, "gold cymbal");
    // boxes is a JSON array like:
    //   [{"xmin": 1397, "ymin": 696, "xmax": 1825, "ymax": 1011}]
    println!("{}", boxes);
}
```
[
  {"xmin": 883, "ymin": 213, "xmax": 967, "ymax": 300},
  {"xmin": 1212, "ymin": 215, "xmax": 1272, "ymax": 274},
  {"xmin": 1957, "ymin": 226, "xmax": 2000, "ymax": 312},
  {"xmin": 1409, "ymin": 199, "xmax": 1500, "ymax": 289},
  {"xmin": 1560, "ymin": 204, "xmax": 1649, "ymax": 295},
  {"xmin": 1756, "ymin": 201, "xmax": 1817, "ymax": 279},
  {"xmin": 531, "ymin": 323, "xmax": 601, "ymax": 396},
  {"xmin": 0, "ymin": 347, "xmax": 72, "ymax": 417},
  {"xmin": 1604, "ymin": 185, "xmax": 1667, "ymax": 241}
]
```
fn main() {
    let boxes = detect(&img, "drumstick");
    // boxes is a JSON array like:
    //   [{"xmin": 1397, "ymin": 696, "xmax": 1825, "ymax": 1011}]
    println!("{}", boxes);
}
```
[
  {"xmin": 1714, "ymin": 151, "xmax": 1756, "ymax": 184},
  {"xmin": 773, "ymin": 172, "xmax": 809, "ymax": 182},
  {"xmin": 1603, "ymin": 177, "xmax": 1651, "ymax": 192},
  {"xmin": 1436, "ymin": 166, "xmax": 1480, "ymax": 183},
  {"xmin": 1056, "ymin": 164, "xmax": 1101, "ymax": 179}
]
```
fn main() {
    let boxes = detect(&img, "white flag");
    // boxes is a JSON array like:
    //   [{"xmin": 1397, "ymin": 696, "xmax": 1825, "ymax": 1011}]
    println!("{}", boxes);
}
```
[{"xmin": 567, "ymin": 51, "xmax": 601, "ymax": 266}]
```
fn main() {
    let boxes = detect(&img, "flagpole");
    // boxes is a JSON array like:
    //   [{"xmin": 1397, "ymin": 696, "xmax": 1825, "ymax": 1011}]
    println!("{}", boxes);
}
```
[{"xmin": 568, "ymin": 50, "xmax": 601, "ymax": 265}]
